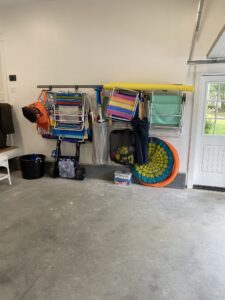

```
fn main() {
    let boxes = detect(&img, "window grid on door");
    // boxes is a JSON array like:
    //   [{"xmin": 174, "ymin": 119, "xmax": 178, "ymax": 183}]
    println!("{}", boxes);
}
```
[{"xmin": 204, "ymin": 82, "xmax": 225, "ymax": 136}]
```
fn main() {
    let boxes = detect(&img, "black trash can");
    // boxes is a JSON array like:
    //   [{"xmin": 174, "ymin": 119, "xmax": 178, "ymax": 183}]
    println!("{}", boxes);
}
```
[{"xmin": 20, "ymin": 154, "xmax": 45, "ymax": 179}]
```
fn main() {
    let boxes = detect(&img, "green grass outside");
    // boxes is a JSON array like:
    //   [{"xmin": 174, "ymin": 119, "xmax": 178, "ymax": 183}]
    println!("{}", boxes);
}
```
[{"xmin": 205, "ymin": 118, "xmax": 225, "ymax": 135}]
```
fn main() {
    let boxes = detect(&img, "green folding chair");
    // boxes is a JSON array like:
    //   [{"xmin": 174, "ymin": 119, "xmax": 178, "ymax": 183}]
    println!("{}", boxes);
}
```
[{"xmin": 149, "ymin": 92, "xmax": 184, "ymax": 130}]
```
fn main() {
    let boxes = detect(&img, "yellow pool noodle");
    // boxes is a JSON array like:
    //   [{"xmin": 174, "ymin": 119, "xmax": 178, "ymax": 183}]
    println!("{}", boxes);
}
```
[{"xmin": 104, "ymin": 82, "xmax": 194, "ymax": 92}]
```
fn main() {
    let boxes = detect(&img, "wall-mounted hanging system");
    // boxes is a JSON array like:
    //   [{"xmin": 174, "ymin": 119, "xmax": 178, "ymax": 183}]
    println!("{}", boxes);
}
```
[
  {"xmin": 103, "ymin": 83, "xmax": 193, "ymax": 137},
  {"xmin": 37, "ymin": 85, "xmax": 103, "ymax": 89},
  {"xmin": 37, "ymin": 85, "xmax": 103, "ymax": 105}
]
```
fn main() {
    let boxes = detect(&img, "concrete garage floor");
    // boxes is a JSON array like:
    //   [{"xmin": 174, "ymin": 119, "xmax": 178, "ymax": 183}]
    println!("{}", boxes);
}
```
[{"xmin": 1, "ymin": 172, "xmax": 225, "ymax": 300}]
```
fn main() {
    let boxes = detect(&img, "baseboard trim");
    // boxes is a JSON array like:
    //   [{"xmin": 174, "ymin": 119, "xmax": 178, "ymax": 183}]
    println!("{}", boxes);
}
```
[
  {"xmin": 193, "ymin": 185, "xmax": 225, "ymax": 192},
  {"xmin": 17, "ymin": 160, "xmax": 186, "ymax": 189},
  {"xmin": 78, "ymin": 164, "xmax": 186, "ymax": 190}
]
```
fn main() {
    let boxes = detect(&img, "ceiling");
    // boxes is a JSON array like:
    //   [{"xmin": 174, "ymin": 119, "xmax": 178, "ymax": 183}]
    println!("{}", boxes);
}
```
[
  {"xmin": 207, "ymin": 25, "xmax": 225, "ymax": 59},
  {"xmin": 0, "ymin": 0, "xmax": 45, "ymax": 4}
]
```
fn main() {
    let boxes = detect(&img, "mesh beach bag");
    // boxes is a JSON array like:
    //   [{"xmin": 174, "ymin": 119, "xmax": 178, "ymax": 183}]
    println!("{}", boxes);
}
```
[
  {"xmin": 58, "ymin": 157, "xmax": 77, "ymax": 179},
  {"xmin": 110, "ymin": 129, "xmax": 135, "ymax": 165}
]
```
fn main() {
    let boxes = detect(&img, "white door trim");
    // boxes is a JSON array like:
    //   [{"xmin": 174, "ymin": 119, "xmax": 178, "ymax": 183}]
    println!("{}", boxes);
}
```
[
  {"xmin": 187, "ymin": 72, "xmax": 225, "ymax": 188},
  {"xmin": 0, "ymin": 37, "xmax": 9, "ymax": 103}
]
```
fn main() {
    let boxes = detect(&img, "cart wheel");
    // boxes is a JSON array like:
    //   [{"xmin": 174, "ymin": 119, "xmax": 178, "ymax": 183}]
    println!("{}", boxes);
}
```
[
  {"xmin": 75, "ymin": 167, "xmax": 85, "ymax": 180},
  {"xmin": 49, "ymin": 164, "xmax": 59, "ymax": 178}
]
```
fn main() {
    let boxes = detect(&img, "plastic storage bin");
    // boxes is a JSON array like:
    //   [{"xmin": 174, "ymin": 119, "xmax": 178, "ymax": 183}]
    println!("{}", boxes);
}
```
[
  {"xmin": 20, "ymin": 154, "xmax": 45, "ymax": 179},
  {"xmin": 114, "ymin": 171, "xmax": 132, "ymax": 185}
]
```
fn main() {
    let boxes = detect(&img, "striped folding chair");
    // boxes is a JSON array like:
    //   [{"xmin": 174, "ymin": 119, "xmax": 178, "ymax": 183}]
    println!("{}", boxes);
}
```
[{"xmin": 106, "ymin": 88, "xmax": 139, "ymax": 122}]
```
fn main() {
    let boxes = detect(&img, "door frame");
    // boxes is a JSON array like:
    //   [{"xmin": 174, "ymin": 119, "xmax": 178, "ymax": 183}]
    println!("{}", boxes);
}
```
[
  {"xmin": 187, "ymin": 72, "xmax": 225, "ymax": 188},
  {"xmin": 0, "ymin": 35, "xmax": 9, "ymax": 103}
]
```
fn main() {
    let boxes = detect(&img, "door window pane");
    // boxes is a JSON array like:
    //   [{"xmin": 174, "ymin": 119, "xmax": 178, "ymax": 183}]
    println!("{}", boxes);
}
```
[
  {"xmin": 220, "ymin": 83, "xmax": 225, "ymax": 101},
  {"xmin": 206, "ymin": 101, "xmax": 216, "ymax": 117},
  {"xmin": 214, "ymin": 119, "xmax": 225, "ymax": 135},
  {"xmin": 204, "ymin": 119, "xmax": 215, "ymax": 135},
  {"xmin": 204, "ymin": 82, "xmax": 225, "ymax": 136},
  {"xmin": 208, "ymin": 83, "xmax": 219, "ymax": 101},
  {"xmin": 217, "ymin": 102, "xmax": 225, "ymax": 118}
]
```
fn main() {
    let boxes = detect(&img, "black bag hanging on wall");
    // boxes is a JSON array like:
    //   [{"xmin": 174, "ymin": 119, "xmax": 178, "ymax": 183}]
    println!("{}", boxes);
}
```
[
  {"xmin": 0, "ymin": 130, "xmax": 7, "ymax": 148},
  {"xmin": 131, "ymin": 117, "xmax": 149, "ymax": 165},
  {"xmin": 0, "ymin": 103, "xmax": 15, "ymax": 148}
]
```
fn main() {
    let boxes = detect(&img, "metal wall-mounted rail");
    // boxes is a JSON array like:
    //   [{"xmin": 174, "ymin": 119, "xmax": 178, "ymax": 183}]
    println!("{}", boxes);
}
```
[
  {"xmin": 188, "ymin": 0, "xmax": 205, "ymax": 62},
  {"xmin": 187, "ymin": 59, "xmax": 225, "ymax": 65},
  {"xmin": 37, "ymin": 85, "xmax": 103, "ymax": 89},
  {"xmin": 37, "ymin": 85, "xmax": 103, "ymax": 105}
]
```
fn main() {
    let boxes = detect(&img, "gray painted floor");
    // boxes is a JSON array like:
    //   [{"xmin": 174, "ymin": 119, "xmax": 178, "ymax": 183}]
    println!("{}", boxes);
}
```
[{"xmin": 0, "ymin": 172, "xmax": 225, "ymax": 300}]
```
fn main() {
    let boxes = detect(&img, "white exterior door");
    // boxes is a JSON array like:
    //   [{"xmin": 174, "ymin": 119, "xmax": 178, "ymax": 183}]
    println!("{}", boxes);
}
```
[{"xmin": 193, "ymin": 75, "xmax": 225, "ymax": 188}]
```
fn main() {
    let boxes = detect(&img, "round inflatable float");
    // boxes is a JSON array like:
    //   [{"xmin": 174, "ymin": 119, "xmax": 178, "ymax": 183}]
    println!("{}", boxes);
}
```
[{"xmin": 132, "ymin": 137, "xmax": 179, "ymax": 187}]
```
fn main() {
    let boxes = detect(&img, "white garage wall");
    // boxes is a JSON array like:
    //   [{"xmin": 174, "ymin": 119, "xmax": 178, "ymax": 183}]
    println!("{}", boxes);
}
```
[{"xmin": 0, "ymin": 0, "xmax": 224, "ymax": 173}]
